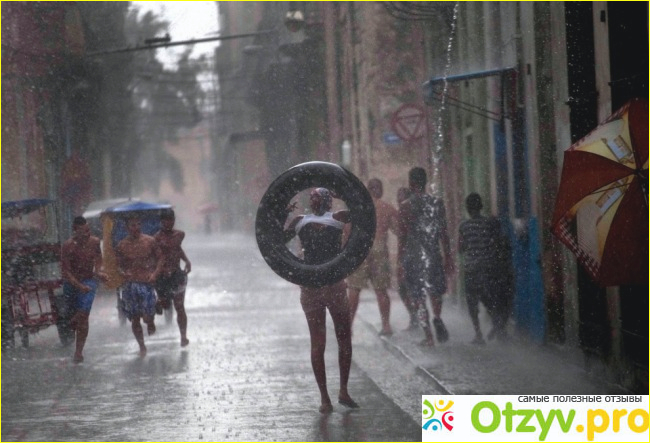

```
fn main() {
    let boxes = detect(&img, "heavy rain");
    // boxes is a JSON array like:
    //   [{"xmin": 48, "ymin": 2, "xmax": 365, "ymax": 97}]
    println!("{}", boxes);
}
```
[{"xmin": 1, "ymin": 2, "xmax": 648, "ymax": 442}]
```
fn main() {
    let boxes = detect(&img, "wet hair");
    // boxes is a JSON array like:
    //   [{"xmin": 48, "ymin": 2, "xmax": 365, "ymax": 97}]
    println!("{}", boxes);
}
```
[
  {"xmin": 466, "ymin": 193, "xmax": 483, "ymax": 212},
  {"xmin": 408, "ymin": 167, "xmax": 427, "ymax": 191},
  {"xmin": 311, "ymin": 188, "xmax": 333, "ymax": 212},
  {"xmin": 72, "ymin": 216, "xmax": 87, "ymax": 227},
  {"xmin": 160, "ymin": 208, "xmax": 175, "ymax": 220},
  {"xmin": 397, "ymin": 187, "xmax": 411, "ymax": 203},
  {"xmin": 367, "ymin": 178, "xmax": 383, "ymax": 198}
]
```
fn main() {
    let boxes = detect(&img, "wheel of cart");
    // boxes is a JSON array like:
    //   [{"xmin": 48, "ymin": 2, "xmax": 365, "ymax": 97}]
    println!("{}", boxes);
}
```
[
  {"xmin": 1, "ymin": 199, "xmax": 71, "ymax": 348},
  {"xmin": 94, "ymin": 200, "xmax": 172, "ymax": 325},
  {"xmin": 4, "ymin": 280, "xmax": 68, "ymax": 348}
]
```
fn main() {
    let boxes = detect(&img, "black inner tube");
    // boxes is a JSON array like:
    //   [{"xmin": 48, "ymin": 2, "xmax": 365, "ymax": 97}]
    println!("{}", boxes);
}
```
[{"xmin": 255, "ymin": 161, "xmax": 376, "ymax": 288}]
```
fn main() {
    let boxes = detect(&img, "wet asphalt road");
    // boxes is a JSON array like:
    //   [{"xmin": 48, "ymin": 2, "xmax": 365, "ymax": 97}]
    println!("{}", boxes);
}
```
[{"xmin": 1, "ymin": 234, "xmax": 432, "ymax": 442}]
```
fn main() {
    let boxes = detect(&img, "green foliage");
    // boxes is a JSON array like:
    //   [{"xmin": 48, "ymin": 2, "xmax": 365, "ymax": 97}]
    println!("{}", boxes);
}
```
[{"xmin": 123, "ymin": 6, "xmax": 206, "ymax": 195}]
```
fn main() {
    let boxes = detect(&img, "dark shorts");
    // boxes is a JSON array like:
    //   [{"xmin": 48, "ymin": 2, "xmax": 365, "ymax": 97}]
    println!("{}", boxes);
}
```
[
  {"xmin": 403, "ymin": 252, "xmax": 447, "ymax": 299},
  {"xmin": 464, "ymin": 269, "xmax": 491, "ymax": 301},
  {"xmin": 155, "ymin": 270, "xmax": 187, "ymax": 302},
  {"xmin": 63, "ymin": 279, "xmax": 98, "ymax": 313},
  {"xmin": 121, "ymin": 282, "xmax": 157, "ymax": 320},
  {"xmin": 464, "ymin": 268, "xmax": 513, "ymax": 311}
]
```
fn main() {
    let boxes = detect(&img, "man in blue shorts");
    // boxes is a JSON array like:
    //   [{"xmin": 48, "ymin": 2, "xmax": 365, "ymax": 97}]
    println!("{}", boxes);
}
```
[
  {"xmin": 116, "ymin": 216, "xmax": 164, "ymax": 357},
  {"xmin": 61, "ymin": 216, "xmax": 107, "ymax": 363}
]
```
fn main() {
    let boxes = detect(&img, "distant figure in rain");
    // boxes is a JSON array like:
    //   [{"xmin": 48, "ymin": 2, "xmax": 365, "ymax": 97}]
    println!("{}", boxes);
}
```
[
  {"xmin": 458, "ymin": 193, "xmax": 512, "ymax": 343},
  {"xmin": 116, "ymin": 216, "xmax": 164, "ymax": 357},
  {"xmin": 61, "ymin": 216, "xmax": 107, "ymax": 363},
  {"xmin": 398, "ymin": 167, "xmax": 454, "ymax": 347},
  {"xmin": 347, "ymin": 178, "xmax": 399, "ymax": 337},
  {"xmin": 204, "ymin": 214, "xmax": 212, "ymax": 235},
  {"xmin": 154, "ymin": 209, "xmax": 191, "ymax": 347},
  {"xmin": 284, "ymin": 188, "xmax": 359, "ymax": 413},
  {"xmin": 396, "ymin": 186, "xmax": 419, "ymax": 330}
]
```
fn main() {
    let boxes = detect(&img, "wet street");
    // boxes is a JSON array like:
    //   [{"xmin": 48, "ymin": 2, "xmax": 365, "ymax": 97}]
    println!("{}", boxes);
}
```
[
  {"xmin": 1, "ymin": 234, "xmax": 434, "ymax": 442},
  {"xmin": 3, "ymin": 4, "xmax": 646, "ymax": 430}
]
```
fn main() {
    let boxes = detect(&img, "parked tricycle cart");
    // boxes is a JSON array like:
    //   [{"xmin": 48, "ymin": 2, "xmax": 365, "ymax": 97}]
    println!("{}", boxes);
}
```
[{"xmin": 1, "ymin": 199, "xmax": 73, "ymax": 349}]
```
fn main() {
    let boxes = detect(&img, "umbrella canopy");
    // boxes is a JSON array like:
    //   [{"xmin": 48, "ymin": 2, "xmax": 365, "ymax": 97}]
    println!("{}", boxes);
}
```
[
  {"xmin": 102, "ymin": 200, "xmax": 171, "ymax": 214},
  {"xmin": 551, "ymin": 98, "xmax": 648, "ymax": 286},
  {"xmin": 82, "ymin": 198, "xmax": 136, "ymax": 219}
]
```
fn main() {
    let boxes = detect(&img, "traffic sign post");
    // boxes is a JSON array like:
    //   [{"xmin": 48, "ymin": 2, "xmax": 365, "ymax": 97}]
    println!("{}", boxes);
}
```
[{"xmin": 390, "ymin": 103, "xmax": 427, "ymax": 142}]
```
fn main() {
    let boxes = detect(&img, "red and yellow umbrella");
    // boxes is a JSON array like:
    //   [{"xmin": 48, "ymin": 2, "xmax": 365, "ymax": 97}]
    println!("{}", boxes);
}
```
[{"xmin": 551, "ymin": 98, "xmax": 648, "ymax": 286}]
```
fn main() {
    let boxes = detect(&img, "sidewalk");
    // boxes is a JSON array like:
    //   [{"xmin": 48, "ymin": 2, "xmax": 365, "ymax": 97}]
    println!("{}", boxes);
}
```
[{"xmin": 354, "ymin": 289, "xmax": 628, "ymax": 396}]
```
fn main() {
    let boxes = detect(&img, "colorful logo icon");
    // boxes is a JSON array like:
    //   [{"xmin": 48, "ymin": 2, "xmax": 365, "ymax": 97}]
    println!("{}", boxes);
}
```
[{"xmin": 422, "ymin": 398, "xmax": 455, "ymax": 432}]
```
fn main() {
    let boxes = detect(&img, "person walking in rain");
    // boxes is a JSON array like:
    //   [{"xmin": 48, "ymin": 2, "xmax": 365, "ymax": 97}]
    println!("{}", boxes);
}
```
[
  {"xmin": 61, "ymin": 216, "xmax": 107, "ymax": 363},
  {"xmin": 284, "ymin": 188, "xmax": 359, "ymax": 413},
  {"xmin": 398, "ymin": 167, "xmax": 454, "ymax": 347},
  {"xmin": 347, "ymin": 178, "xmax": 399, "ymax": 337},
  {"xmin": 154, "ymin": 209, "xmax": 191, "ymax": 347},
  {"xmin": 116, "ymin": 216, "xmax": 164, "ymax": 357},
  {"xmin": 458, "ymin": 193, "xmax": 512, "ymax": 343},
  {"xmin": 396, "ymin": 186, "xmax": 419, "ymax": 330}
]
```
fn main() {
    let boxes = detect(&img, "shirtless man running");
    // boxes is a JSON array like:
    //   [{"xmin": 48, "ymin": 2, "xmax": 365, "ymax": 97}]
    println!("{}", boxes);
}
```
[
  {"xmin": 116, "ymin": 216, "xmax": 163, "ymax": 357},
  {"xmin": 154, "ymin": 209, "xmax": 191, "ymax": 347},
  {"xmin": 347, "ymin": 178, "xmax": 399, "ymax": 336},
  {"xmin": 61, "ymin": 216, "xmax": 107, "ymax": 363}
]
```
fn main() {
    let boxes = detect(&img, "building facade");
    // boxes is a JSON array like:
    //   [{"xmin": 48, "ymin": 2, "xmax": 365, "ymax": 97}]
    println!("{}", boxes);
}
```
[
  {"xmin": 2, "ymin": 2, "xmax": 134, "ymax": 236},
  {"xmin": 328, "ymin": 1, "xmax": 647, "ymax": 391},
  {"xmin": 213, "ymin": 1, "xmax": 646, "ymax": 391}
]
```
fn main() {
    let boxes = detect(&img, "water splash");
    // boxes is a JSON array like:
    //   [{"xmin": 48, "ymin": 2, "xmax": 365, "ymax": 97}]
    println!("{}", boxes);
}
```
[{"xmin": 431, "ymin": 1, "xmax": 459, "ymax": 196}]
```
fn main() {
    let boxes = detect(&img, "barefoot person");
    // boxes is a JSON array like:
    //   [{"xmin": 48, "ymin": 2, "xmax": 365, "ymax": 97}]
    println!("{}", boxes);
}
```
[
  {"xmin": 116, "ymin": 216, "xmax": 163, "ymax": 357},
  {"xmin": 396, "ymin": 187, "xmax": 419, "ymax": 330},
  {"xmin": 347, "ymin": 178, "xmax": 399, "ymax": 336},
  {"xmin": 61, "ymin": 216, "xmax": 107, "ymax": 363},
  {"xmin": 459, "ymin": 193, "xmax": 513, "ymax": 344},
  {"xmin": 284, "ymin": 188, "xmax": 359, "ymax": 413},
  {"xmin": 398, "ymin": 167, "xmax": 454, "ymax": 347},
  {"xmin": 154, "ymin": 209, "xmax": 191, "ymax": 347}
]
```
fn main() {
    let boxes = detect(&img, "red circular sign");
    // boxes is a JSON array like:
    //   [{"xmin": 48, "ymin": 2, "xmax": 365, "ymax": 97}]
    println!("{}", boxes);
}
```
[{"xmin": 390, "ymin": 104, "xmax": 427, "ymax": 142}]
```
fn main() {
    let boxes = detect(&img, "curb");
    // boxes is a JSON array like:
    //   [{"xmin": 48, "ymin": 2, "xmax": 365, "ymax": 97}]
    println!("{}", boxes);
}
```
[{"xmin": 357, "ymin": 315, "xmax": 454, "ymax": 395}]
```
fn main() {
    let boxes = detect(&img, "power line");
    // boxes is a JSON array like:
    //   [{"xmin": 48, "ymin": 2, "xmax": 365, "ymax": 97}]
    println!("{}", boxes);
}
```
[{"xmin": 86, "ymin": 30, "xmax": 276, "ymax": 57}]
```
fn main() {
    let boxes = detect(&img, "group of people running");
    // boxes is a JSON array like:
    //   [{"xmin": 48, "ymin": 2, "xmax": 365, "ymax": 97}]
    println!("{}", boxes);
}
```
[
  {"xmin": 60, "ymin": 165, "xmax": 512, "ymax": 414},
  {"xmin": 61, "ymin": 209, "xmax": 190, "ymax": 363}
]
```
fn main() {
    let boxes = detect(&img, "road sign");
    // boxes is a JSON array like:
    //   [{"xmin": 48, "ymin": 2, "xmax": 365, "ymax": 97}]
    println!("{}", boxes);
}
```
[{"xmin": 390, "ymin": 104, "xmax": 426, "ymax": 142}]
